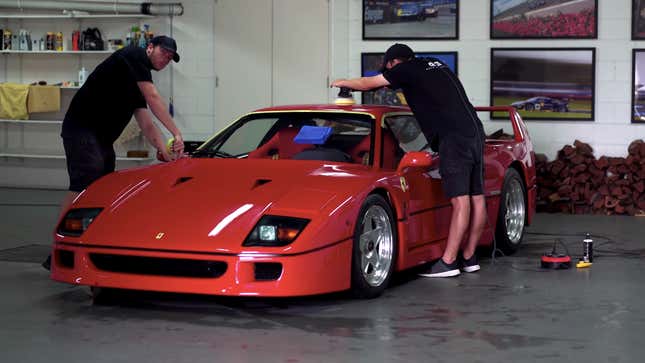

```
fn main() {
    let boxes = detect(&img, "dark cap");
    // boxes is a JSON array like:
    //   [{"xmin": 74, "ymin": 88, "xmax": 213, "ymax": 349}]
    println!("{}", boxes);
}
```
[
  {"xmin": 150, "ymin": 35, "xmax": 180, "ymax": 62},
  {"xmin": 379, "ymin": 43, "xmax": 414, "ymax": 72}
]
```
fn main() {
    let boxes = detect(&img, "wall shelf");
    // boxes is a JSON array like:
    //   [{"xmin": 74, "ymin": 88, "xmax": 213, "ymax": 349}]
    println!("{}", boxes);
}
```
[
  {"xmin": 0, "ymin": 153, "xmax": 152, "ymax": 162},
  {"xmin": 0, "ymin": 119, "xmax": 62, "ymax": 125},
  {"xmin": 0, "ymin": 14, "xmax": 154, "ymax": 19},
  {"xmin": 1, "ymin": 50, "xmax": 113, "ymax": 54}
]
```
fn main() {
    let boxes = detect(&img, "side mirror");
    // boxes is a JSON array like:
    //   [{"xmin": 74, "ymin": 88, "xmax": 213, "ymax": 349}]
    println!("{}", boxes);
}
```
[{"xmin": 396, "ymin": 151, "xmax": 433, "ymax": 173}]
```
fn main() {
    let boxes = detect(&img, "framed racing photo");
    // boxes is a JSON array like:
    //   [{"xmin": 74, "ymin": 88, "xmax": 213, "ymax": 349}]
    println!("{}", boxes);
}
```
[
  {"xmin": 631, "ymin": 49, "xmax": 645, "ymax": 123},
  {"xmin": 362, "ymin": 0, "xmax": 459, "ymax": 40},
  {"xmin": 633, "ymin": 1, "xmax": 645, "ymax": 39},
  {"xmin": 361, "ymin": 51, "xmax": 458, "ymax": 105},
  {"xmin": 490, "ymin": 48, "xmax": 596, "ymax": 121},
  {"xmin": 490, "ymin": 0, "xmax": 597, "ymax": 39}
]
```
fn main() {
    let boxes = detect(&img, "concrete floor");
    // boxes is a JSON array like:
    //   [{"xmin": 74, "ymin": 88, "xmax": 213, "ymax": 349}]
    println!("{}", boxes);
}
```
[{"xmin": 1, "ymin": 187, "xmax": 644, "ymax": 363}]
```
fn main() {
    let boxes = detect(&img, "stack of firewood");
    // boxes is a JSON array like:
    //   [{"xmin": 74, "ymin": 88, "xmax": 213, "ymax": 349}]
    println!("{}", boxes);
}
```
[{"xmin": 536, "ymin": 139, "xmax": 645, "ymax": 216}]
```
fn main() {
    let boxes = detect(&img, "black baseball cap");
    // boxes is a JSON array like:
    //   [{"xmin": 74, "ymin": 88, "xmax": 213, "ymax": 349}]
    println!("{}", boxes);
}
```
[
  {"xmin": 379, "ymin": 43, "xmax": 414, "ymax": 72},
  {"xmin": 150, "ymin": 35, "xmax": 180, "ymax": 62}
]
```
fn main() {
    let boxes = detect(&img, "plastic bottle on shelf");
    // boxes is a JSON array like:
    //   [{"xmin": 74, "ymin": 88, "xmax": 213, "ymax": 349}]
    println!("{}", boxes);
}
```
[{"xmin": 78, "ymin": 67, "xmax": 87, "ymax": 87}]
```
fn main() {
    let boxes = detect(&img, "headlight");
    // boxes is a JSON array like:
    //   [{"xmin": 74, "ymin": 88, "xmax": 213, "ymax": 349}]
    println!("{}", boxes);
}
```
[
  {"xmin": 57, "ymin": 208, "xmax": 103, "ymax": 237},
  {"xmin": 243, "ymin": 215, "xmax": 309, "ymax": 247}
]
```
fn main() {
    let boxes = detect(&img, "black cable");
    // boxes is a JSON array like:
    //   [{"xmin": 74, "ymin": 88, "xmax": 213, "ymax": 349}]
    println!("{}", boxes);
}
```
[{"xmin": 487, "ymin": 230, "xmax": 643, "ymax": 273}]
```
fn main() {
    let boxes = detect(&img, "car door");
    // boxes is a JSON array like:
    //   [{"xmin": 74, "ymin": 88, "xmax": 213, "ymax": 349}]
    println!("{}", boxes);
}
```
[{"xmin": 383, "ymin": 114, "xmax": 451, "ymax": 252}]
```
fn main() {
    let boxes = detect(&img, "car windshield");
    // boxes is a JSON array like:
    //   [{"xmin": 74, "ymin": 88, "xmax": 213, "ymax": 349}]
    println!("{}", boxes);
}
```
[{"xmin": 194, "ymin": 112, "xmax": 375, "ymax": 164}]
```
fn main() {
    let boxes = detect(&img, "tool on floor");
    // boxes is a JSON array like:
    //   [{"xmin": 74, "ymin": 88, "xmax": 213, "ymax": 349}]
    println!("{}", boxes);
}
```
[
  {"xmin": 576, "ymin": 233, "xmax": 593, "ymax": 268},
  {"xmin": 541, "ymin": 238, "xmax": 571, "ymax": 269}
]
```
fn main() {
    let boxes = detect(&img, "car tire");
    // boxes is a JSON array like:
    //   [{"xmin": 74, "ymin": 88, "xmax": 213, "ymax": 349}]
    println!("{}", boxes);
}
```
[
  {"xmin": 525, "ymin": 103, "xmax": 534, "ymax": 111},
  {"xmin": 494, "ymin": 168, "xmax": 526, "ymax": 255},
  {"xmin": 350, "ymin": 194, "xmax": 397, "ymax": 299}
]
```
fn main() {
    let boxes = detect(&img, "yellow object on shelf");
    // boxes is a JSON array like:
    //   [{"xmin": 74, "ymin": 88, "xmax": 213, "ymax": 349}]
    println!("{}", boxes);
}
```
[
  {"xmin": 27, "ymin": 85, "xmax": 60, "ymax": 113},
  {"xmin": 0, "ymin": 83, "xmax": 29, "ymax": 120}
]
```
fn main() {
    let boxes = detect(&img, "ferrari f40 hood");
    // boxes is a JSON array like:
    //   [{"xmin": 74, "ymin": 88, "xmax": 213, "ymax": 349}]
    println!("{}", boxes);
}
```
[{"xmin": 67, "ymin": 158, "xmax": 378, "ymax": 253}]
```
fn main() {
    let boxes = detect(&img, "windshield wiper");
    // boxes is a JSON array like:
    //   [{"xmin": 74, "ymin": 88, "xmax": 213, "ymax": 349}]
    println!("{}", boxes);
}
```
[{"xmin": 192, "ymin": 149, "xmax": 235, "ymax": 158}]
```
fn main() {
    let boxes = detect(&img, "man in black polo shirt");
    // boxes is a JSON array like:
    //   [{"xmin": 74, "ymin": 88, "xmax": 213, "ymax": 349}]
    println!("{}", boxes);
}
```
[
  {"xmin": 42, "ymin": 36, "xmax": 184, "ymax": 270},
  {"xmin": 332, "ymin": 43, "xmax": 486, "ymax": 277}
]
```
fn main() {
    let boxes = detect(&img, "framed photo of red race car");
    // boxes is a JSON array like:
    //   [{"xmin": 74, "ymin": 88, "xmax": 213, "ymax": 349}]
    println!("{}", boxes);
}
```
[
  {"xmin": 361, "ymin": 51, "xmax": 458, "ymax": 106},
  {"xmin": 491, "ymin": 0, "xmax": 597, "ymax": 39},
  {"xmin": 363, "ymin": 0, "xmax": 459, "ymax": 40},
  {"xmin": 490, "ymin": 47, "xmax": 596, "ymax": 121}
]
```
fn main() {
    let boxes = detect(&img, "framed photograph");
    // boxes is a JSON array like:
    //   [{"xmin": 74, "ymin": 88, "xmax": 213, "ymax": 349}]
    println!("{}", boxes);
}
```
[
  {"xmin": 363, "ymin": 0, "xmax": 459, "ymax": 40},
  {"xmin": 490, "ymin": 48, "xmax": 595, "ymax": 121},
  {"xmin": 490, "ymin": 0, "xmax": 597, "ymax": 39},
  {"xmin": 361, "ymin": 52, "xmax": 458, "ymax": 106},
  {"xmin": 633, "ymin": 1, "xmax": 645, "ymax": 39},
  {"xmin": 631, "ymin": 49, "xmax": 645, "ymax": 123}
]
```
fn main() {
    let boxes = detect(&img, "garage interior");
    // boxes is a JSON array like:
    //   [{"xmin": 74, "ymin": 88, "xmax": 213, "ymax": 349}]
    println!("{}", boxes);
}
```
[{"xmin": 1, "ymin": 1, "xmax": 644, "ymax": 362}]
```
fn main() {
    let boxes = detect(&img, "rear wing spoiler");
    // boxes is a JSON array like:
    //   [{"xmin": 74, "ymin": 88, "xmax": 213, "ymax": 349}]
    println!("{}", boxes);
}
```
[{"xmin": 475, "ymin": 106, "xmax": 529, "ymax": 143}]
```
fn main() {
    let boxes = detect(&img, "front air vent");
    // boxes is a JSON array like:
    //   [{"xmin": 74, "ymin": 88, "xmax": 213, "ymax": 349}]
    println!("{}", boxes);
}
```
[
  {"xmin": 254, "ymin": 262, "xmax": 282, "ymax": 281},
  {"xmin": 56, "ymin": 249, "xmax": 75, "ymax": 268},
  {"xmin": 89, "ymin": 254, "xmax": 227, "ymax": 278},
  {"xmin": 252, "ymin": 179, "xmax": 272, "ymax": 189},
  {"xmin": 173, "ymin": 176, "xmax": 193, "ymax": 187}
]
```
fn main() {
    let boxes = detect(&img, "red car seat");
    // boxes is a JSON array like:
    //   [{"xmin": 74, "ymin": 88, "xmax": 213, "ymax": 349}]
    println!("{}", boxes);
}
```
[
  {"xmin": 348, "ymin": 134, "xmax": 372, "ymax": 165},
  {"xmin": 247, "ymin": 127, "xmax": 313, "ymax": 159},
  {"xmin": 348, "ymin": 131, "xmax": 398, "ymax": 169}
]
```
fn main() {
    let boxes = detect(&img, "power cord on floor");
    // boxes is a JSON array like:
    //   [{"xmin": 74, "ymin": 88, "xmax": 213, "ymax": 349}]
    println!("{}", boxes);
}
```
[{"xmin": 488, "ymin": 231, "xmax": 643, "ymax": 273}]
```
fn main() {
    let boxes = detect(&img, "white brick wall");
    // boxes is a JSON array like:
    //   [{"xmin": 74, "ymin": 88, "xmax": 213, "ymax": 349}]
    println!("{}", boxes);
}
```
[{"xmin": 331, "ymin": 0, "xmax": 645, "ymax": 159}]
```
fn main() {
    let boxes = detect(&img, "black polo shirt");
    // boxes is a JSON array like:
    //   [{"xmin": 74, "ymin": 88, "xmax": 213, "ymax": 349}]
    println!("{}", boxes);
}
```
[
  {"xmin": 62, "ymin": 46, "xmax": 152, "ymax": 144},
  {"xmin": 382, "ymin": 57, "xmax": 483, "ymax": 141}
]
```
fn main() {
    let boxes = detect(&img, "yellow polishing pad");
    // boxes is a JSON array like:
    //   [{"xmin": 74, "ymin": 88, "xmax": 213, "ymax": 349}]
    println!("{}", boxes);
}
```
[
  {"xmin": 166, "ymin": 137, "xmax": 175, "ymax": 153},
  {"xmin": 335, "ymin": 97, "xmax": 355, "ymax": 105}
]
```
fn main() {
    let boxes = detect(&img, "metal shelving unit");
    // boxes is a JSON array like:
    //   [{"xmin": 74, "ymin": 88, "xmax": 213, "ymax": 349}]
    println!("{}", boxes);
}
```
[{"xmin": 0, "ymin": 13, "xmax": 158, "ymax": 168}]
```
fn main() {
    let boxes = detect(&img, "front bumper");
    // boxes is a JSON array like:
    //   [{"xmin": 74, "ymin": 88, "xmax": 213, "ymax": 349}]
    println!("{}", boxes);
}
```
[{"xmin": 50, "ymin": 239, "xmax": 352, "ymax": 297}]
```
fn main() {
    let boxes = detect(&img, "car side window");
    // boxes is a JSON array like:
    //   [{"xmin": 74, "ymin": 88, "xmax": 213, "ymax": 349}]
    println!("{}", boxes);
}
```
[{"xmin": 384, "ymin": 115, "xmax": 431, "ymax": 152}]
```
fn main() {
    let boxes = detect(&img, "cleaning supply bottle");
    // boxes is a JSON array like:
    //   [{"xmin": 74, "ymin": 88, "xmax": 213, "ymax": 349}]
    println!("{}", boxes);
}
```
[
  {"xmin": 583, "ymin": 233, "xmax": 593, "ymax": 262},
  {"xmin": 78, "ymin": 67, "xmax": 87, "ymax": 86}
]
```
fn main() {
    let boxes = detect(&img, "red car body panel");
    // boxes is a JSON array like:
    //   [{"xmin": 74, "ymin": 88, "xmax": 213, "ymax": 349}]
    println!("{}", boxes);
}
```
[{"xmin": 50, "ymin": 104, "xmax": 536, "ymax": 297}]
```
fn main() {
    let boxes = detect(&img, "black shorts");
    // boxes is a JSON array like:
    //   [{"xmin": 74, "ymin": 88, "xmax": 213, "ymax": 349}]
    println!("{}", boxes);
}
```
[
  {"xmin": 62, "ymin": 129, "xmax": 115, "ymax": 192},
  {"xmin": 438, "ymin": 133, "xmax": 485, "ymax": 199}
]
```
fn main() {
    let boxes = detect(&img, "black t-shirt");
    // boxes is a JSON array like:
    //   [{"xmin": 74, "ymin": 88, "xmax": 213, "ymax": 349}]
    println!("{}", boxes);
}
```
[
  {"xmin": 382, "ymin": 57, "xmax": 483, "ymax": 141},
  {"xmin": 62, "ymin": 46, "xmax": 152, "ymax": 144}
]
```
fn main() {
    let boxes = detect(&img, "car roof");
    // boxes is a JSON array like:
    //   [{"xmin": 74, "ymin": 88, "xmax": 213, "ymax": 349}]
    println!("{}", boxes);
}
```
[{"xmin": 252, "ymin": 104, "xmax": 412, "ymax": 119}]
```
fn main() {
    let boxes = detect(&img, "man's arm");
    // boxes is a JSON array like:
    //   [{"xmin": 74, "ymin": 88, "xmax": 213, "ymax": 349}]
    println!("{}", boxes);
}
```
[
  {"xmin": 134, "ymin": 108, "xmax": 174, "ymax": 161},
  {"xmin": 137, "ymin": 81, "xmax": 184, "ymax": 154},
  {"xmin": 331, "ymin": 74, "xmax": 390, "ymax": 91}
]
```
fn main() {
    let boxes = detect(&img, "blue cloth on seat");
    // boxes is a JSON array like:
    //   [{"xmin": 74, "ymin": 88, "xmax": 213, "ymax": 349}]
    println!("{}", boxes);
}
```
[{"xmin": 293, "ymin": 125, "xmax": 332, "ymax": 145}]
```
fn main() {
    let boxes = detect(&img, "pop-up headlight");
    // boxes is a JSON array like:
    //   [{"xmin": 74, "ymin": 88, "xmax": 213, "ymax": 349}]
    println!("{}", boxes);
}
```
[
  {"xmin": 243, "ymin": 215, "xmax": 309, "ymax": 247},
  {"xmin": 57, "ymin": 208, "xmax": 103, "ymax": 237}
]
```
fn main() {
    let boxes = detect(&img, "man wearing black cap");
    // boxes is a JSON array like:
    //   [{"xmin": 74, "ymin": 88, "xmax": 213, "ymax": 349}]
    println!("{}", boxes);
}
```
[
  {"xmin": 42, "ymin": 35, "xmax": 183, "ymax": 270},
  {"xmin": 332, "ymin": 43, "xmax": 487, "ymax": 278}
]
